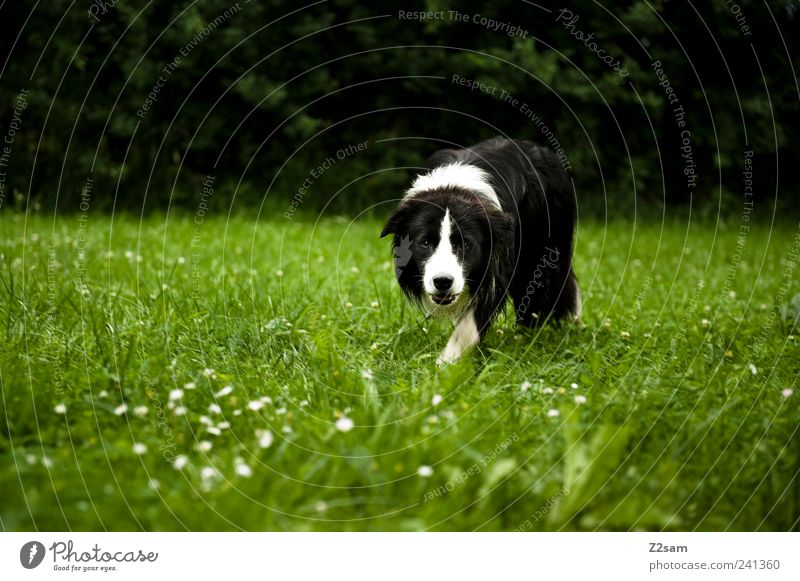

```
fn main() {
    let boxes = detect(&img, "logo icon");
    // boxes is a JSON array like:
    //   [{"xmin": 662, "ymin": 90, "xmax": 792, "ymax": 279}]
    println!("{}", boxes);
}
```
[
  {"xmin": 20, "ymin": 541, "xmax": 45, "ymax": 569},
  {"xmin": 393, "ymin": 235, "xmax": 413, "ymax": 277}
]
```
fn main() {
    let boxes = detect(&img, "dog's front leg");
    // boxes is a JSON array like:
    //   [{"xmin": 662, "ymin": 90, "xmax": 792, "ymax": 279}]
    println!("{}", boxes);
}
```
[{"xmin": 437, "ymin": 309, "xmax": 480, "ymax": 365}]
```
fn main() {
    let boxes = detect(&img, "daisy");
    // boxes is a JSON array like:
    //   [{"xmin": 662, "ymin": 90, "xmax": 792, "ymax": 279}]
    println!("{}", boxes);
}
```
[
  {"xmin": 54, "ymin": 403, "xmax": 67, "ymax": 414},
  {"xmin": 542, "ymin": 387, "xmax": 554, "ymax": 395},
  {"xmin": 203, "ymin": 368, "xmax": 215, "ymax": 378},
  {"xmin": 570, "ymin": 383, "xmax": 578, "ymax": 389},
  {"xmin": 247, "ymin": 400, "xmax": 264, "ymax": 411},
  {"xmin": 196, "ymin": 440, "xmax": 213, "ymax": 452},
  {"xmin": 417, "ymin": 465, "xmax": 433, "ymax": 478},
  {"xmin": 234, "ymin": 459, "xmax": 253, "ymax": 478},
  {"xmin": 114, "ymin": 403, "xmax": 128, "ymax": 416},
  {"xmin": 208, "ymin": 403, "xmax": 222, "ymax": 414},
  {"xmin": 431, "ymin": 394, "xmax": 443, "ymax": 406},
  {"xmin": 169, "ymin": 389, "xmax": 184, "ymax": 401},
  {"xmin": 258, "ymin": 431, "xmax": 274, "ymax": 449},
  {"xmin": 520, "ymin": 381, "xmax": 532, "ymax": 392},
  {"xmin": 335, "ymin": 417, "xmax": 354, "ymax": 432},
  {"xmin": 574, "ymin": 395, "xmax": 587, "ymax": 404},
  {"xmin": 133, "ymin": 405, "xmax": 148, "ymax": 417},
  {"xmin": 132, "ymin": 443, "xmax": 147, "ymax": 455},
  {"xmin": 782, "ymin": 388, "xmax": 793, "ymax": 398},
  {"xmin": 184, "ymin": 381, "xmax": 197, "ymax": 390},
  {"xmin": 361, "ymin": 369, "xmax": 374, "ymax": 380},
  {"xmin": 173, "ymin": 455, "xmax": 188, "ymax": 470},
  {"xmin": 216, "ymin": 385, "xmax": 233, "ymax": 397},
  {"xmin": 547, "ymin": 409, "xmax": 560, "ymax": 418}
]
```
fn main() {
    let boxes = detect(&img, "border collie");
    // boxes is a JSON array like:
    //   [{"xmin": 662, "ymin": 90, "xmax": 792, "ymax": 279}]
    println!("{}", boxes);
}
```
[{"xmin": 381, "ymin": 137, "xmax": 580, "ymax": 364}]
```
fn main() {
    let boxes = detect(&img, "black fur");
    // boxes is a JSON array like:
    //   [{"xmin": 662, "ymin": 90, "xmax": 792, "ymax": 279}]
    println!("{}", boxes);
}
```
[{"xmin": 382, "ymin": 137, "xmax": 579, "ymax": 344}]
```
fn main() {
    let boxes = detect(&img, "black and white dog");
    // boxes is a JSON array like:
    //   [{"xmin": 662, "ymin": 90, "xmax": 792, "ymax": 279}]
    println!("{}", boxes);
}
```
[{"xmin": 381, "ymin": 137, "xmax": 580, "ymax": 364}]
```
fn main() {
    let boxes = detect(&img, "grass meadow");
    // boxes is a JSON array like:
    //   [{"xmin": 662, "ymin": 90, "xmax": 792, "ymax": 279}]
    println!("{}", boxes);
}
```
[{"xmin": 1, "ymin": 210, "xmax": 798, "ymax": 531}]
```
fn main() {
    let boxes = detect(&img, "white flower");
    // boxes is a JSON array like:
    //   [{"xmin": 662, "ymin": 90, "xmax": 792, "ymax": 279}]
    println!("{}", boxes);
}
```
[
  {"xmin": 417, "ymin": 465, "xmax": 433, "ymax": 478},
  {"xmin": 173, "ymin": 406, "xmax": 186, "ymax": 416},
  {"xmin": 217, "ymin": 421, "xmax": 230, "ymax": 430},
  {"xmin": 234, "ymin": 459, "xmax": 253, "ymax": 478},
  {"xmin": 275, "ymin": 269, "xmax": 284, "ymax": 277},
  {"xmin": 208, "ymin": 403, "xmax": 222, "ymax": 414},
  {"xmin": 216, "ymin": 385, "xmax": 233, "ymax": 397},
  {"xmin": 258, "ymin": 430, "xmax": 274, "ymax": 449},
  {"xmin": 199, "ymin": 415, "xmax": 213, "ymax": 426},
  {"xmin": 275, "ymin": 407, "xmax": 287, "ymax": 415},
  {"xmin": 335, "ymin": 417, "xmax": 354, "ymax": 432},
  {"xmin": 542, "ymin": 387, "xmax": 554, "ymax": 395},
  {"xmin": 184, "ymin": 381, "xmax": 197, "ymax": 390},
  {"xmin": 148, "ymin": 479, "xmax": 160, "ymax": 490},
  {"xmin": 782, "ymin": 388, "xmax": 793, "ymax": 398},
  {"xmin": 370, "ymin": 343, "xmax": 379, "ymax": 350},
  {"xmin": 247, "ymin": 400, "xmax": 264, "ymax": 411},
  {"xmin": 177, "ymin": 256, "xmax": 186, "ymax": 264},
  {"xmin": 124, "ymin": 250, "xmax": 134, "ymax": 259},
  {"xmin": 748, "ymin": 363, "xmax": 758, "ymax": 375},
  {"xmin": 370, "ymin": 300, "xmax": 379, "ymax": 308},
  {"xmin": 574, "ymin": 395, "xmax": 587, "ymax": 404},
  {"xmin": 547, "ymin": 409, "xmax": 560, "ymax": 418},
  {"xmin": 206, "ymin": 426, "xmax": 222, "ymax": 436},
  {"xmin": 114, "ymin": 404, "xmax": 128, "ymax": 416},
  {"xmin": 54, "ymin": 403, "xmax": 67, "ymax": 414},
  {"xmin": 620, "ymin": 331, "xmax": 631, "ymax": 338},
  {"xmin": 361, "ymin": 369, "xmax": 374, "ymax": 380},
  {"xmin": 169, "ymin": 389, "xmax": 184, "ymax": 401},
  {"xmin": 260, "ymin": 395, "xmax": 273, "ymax": 404},
  {"xmin": 345, "ymin": 302, "xmax": 353, "ymax": 308},
  {"xmin": 701, "ymin": 319, "xmax": 710, "ymax": 327},
  {"xmin": 132, "ymin": 443, "xmax": 147, "ymax": 455},
  {"xmin": 196, "ymin": 440, "xmax": 213, "ymax": 452},
  {"xmin": 98, "ymin": 390, "xmax": 109, "ymax": 398},
  {"xmin": 570, "ymin": 383, "xmax": 578, "ymax": 389},
  {"xmin": 133, "ymin": 405, "xmax": 148, "ymax": 417},
  {"xmin": 282, "ymin": 425, "xmax": 292, "ymax": 434},
  {"xmin": 173, "ymin": 455, "xmax": 188, "ymax": 470},
  {"xmin": 521, "ymin": 381, "xmax": 532, "ymax": 392},
  {"xmin": 203, "ymin": 368, "xmax": 215, "ymax": 378},
  {"xmin": 200, "ymin": 466, "xmax": 218, "ymax": 480},
  {"xmin": 431, "ymin": 394, "xmax": 443, "ymax": 406}
]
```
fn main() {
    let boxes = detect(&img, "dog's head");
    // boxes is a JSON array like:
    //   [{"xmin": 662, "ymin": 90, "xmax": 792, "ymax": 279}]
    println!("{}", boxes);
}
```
[{"xmin": 381, "ymin": 190, "xmax": 514, "ymax": 315}]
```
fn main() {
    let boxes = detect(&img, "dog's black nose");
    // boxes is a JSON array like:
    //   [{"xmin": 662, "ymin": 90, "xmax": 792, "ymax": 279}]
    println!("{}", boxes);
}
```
[{"xmin": 433, "ymin": 275, "xmax": 453, "ymax": 292}]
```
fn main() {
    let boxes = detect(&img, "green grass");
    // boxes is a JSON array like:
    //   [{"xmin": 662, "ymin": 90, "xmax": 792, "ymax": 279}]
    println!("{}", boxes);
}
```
[{"xmin": 1, "ymin": 210, "xmax": 798, "ymax": 531}]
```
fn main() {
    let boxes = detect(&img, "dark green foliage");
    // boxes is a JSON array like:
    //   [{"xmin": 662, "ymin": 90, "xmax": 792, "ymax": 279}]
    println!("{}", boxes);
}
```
[{"xmin": 0, "ymin": 1, "xmax": 797, "ymax": 214}]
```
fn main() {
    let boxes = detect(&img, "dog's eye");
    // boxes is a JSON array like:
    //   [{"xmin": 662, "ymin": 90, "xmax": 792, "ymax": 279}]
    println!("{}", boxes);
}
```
[{"xmin": 419, "ymin": 239, "xmax": 431, "ymax": 248}]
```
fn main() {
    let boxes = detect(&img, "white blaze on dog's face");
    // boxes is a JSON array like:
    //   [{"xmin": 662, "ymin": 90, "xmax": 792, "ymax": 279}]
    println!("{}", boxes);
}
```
[{"xmin": 422, "ymin": 209, "xmax": 465, "ymax": 309}]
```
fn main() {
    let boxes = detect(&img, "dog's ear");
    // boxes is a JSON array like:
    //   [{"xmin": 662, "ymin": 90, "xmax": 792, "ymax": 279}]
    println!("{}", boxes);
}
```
[
  {"xmin": 486, "ymin": 210, "xmax": 515, "ymax": 261},
  {"xmin": 380, "ymin": 202, "xmax": 412, "ymax": 238},
  {"xmin": 425, "ymin": 148, "xmax": 460, "ymax": 170}
]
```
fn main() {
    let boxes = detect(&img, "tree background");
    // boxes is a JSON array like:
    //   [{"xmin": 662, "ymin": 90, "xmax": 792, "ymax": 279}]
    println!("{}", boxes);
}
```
[{"xmin": 0, "ymin": 0, "xmax": 797, "ymax": 216}]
